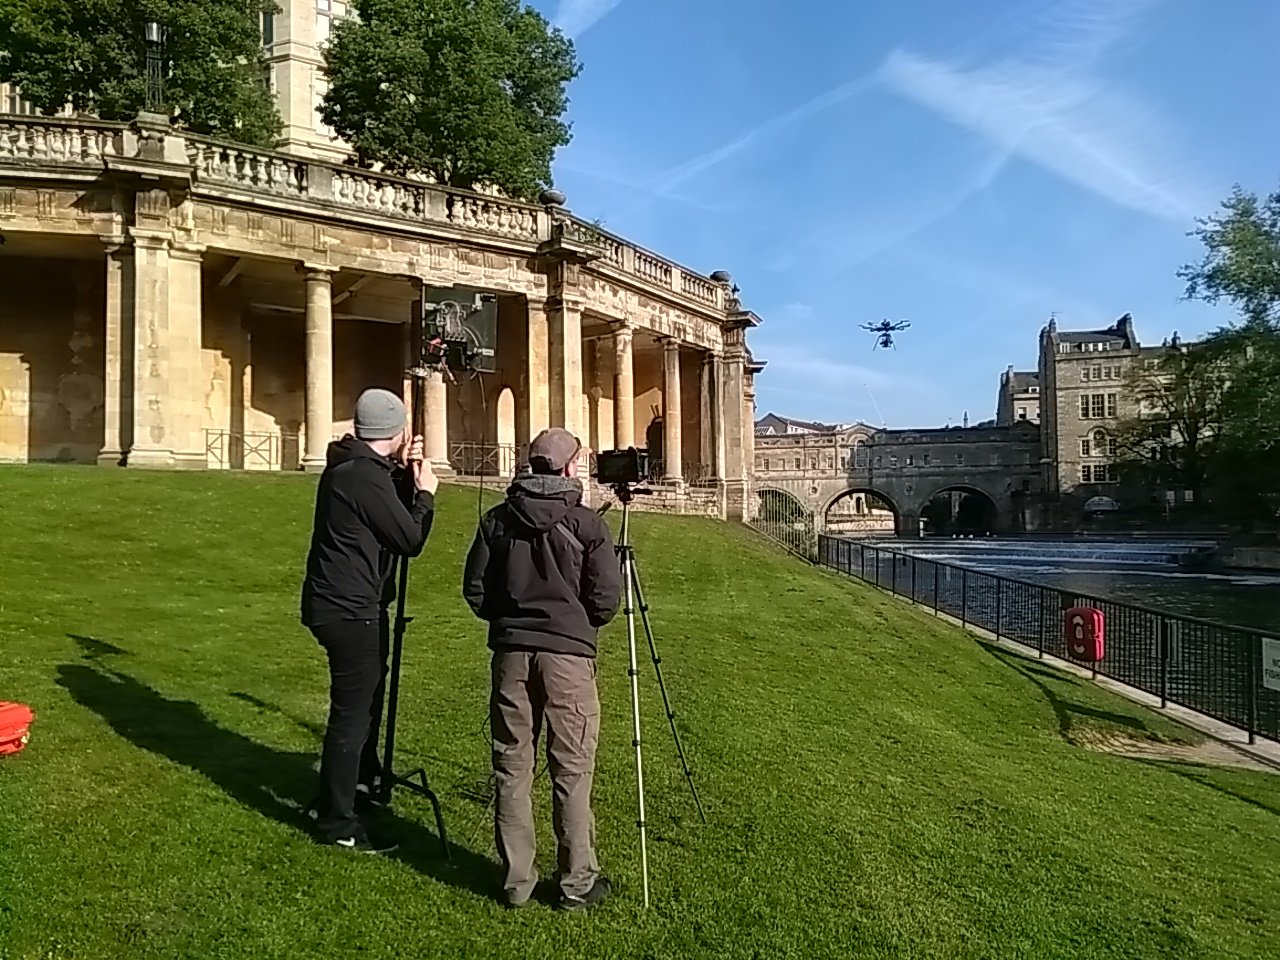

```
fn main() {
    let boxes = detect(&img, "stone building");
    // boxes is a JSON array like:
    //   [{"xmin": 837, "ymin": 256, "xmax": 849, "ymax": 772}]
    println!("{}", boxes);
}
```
[
  {"xmin": 0, "ymin": 17, "xmax": 764, "ymax": 518},
  {"xmin": 1036, "ymin": 313, "xmax": 1168, "ymax": 516},
  {"xmin": 996, "ymin": 367, "xmax": 1040, "ymax": 425}
]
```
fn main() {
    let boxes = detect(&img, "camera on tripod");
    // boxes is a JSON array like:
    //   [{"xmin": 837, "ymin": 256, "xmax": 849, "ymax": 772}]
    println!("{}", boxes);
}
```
[{"xmin": 594, "ymin": 447, "xmax": 650, "ymax": 487}]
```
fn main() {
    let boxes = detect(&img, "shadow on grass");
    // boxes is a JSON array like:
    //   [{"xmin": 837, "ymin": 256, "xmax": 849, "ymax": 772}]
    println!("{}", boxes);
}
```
[
  {"xmin": 56, "ymin": 643, "xmax": 502, "ymax": 902},
  {"xmin": 1132, "ymin": 758, "xmax": 1280, "ymax": 818},
  {"xmin": 228, "ymin": 691, "xmax": 325, "ymax": 739},
  {"xmin": 977, "ymin": 641, "xmax": 1155, "ymax": 740}
]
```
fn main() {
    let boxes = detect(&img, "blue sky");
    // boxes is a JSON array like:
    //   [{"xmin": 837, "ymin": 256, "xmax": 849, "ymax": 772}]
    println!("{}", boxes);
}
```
[{"xmin": 529, "ymin": 0, "xmax": 1280, "ymax": 429}]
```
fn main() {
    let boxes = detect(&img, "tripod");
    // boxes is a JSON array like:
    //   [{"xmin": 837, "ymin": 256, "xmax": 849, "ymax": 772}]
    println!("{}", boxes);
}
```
[
  {"xmin": 376, "ymin": 369, "xmax": 451, "ymax": 861},
  {"xmin": 613, "ymin": 483, "xmax": 706, "ymax": 909}
]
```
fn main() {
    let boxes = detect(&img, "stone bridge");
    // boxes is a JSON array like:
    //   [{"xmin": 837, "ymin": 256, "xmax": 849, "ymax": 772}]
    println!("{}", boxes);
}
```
[{"xmin": 753, "ymin": 422, "xmax": 1044, "ymax": 536}]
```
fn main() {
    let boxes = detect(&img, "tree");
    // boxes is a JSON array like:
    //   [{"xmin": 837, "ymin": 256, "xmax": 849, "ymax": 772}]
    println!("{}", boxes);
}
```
[
  {"xmin": 1177, "ymin": 182, "xmax": 1280, "ymax": 526},
  {"xmin": 0, "ymin": 0, "xmax": 281, "ymax": 147},
  {"xmin": 320, "ymin": 0, "xmax": 580, "ymax": 200},
  {"xmin": 1113, "ymin": 344, "xmax": 1228, "ymax": 507}
]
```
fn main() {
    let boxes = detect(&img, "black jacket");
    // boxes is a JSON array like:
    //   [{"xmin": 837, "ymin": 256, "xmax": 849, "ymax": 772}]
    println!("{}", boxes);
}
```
[
  {"xmin": 301, "ymin": 436, "xmax": 434, "ymax": 627},
  {"xmin": 463, "ymin": 474, "xmax": 621, "ymax": 658}
]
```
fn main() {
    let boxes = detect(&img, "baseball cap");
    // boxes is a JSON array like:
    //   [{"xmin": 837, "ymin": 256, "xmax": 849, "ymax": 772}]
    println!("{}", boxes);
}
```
[{"xmin": 528, "ymin": 428, "xmax": 581, "ymax": 473}]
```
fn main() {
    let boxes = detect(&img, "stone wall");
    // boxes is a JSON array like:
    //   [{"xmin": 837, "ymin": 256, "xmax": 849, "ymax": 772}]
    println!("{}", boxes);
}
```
[{"xmin": 0, "ymin": 257, "xmax": 105, "ymax": 463}]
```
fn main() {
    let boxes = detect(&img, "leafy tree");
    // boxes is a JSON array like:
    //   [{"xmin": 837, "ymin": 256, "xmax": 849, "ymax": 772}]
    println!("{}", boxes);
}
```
[
  {"xmin": 1113, "ymin": 345, "xmax": 1228, "ymax": 507},
  {"xmin": 1179, "ymin": 183, "xmax": 1280, "ymax": 325},
  {"xmin": 1177, "ymin": 182, "xmax": 1280, "ymax": 526},
  {"xmin": 0, "ymin": 0, "xmax": 281, "ymax": 146},
  {"xmin": 320, "ymin": 0, "xmax": 580, "ymax": 199}
]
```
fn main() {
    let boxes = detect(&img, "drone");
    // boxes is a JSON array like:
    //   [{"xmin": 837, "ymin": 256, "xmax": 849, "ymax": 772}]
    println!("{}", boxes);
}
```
[{"xmin": 861, "ymin": 319, "xmax": 911, "ymax": 350}]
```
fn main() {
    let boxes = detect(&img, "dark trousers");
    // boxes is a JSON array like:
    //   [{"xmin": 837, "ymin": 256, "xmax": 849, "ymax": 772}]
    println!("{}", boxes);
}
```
[{"xmin": 310, "ymin": 615, "xmax": 389, "ymax": 840}]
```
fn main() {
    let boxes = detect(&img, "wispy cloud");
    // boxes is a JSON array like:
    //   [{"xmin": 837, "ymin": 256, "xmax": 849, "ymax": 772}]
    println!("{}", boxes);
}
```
[
  {"xmin": 553, "ymin": 0, "xmax": 624, "ymax": 39},
  {"xmin": 878, "ymin": 0, "xmax": 1212, "ymax": 222}
]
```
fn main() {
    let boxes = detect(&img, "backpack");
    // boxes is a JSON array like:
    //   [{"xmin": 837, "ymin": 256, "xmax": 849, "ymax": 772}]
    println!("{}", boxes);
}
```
[{"xmin": 0, "ymin": 702, "xmax": 35, "ymax": 756}]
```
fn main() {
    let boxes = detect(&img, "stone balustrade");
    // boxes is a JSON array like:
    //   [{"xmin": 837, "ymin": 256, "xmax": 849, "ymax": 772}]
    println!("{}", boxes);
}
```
[{"xmin": 0, "ymin": 114, "xmax": 728, "ymax": 313}]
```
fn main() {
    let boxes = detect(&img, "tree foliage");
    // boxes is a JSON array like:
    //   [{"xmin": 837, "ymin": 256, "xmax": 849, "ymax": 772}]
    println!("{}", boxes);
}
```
[
  {"xmin": 0, "ymin": 0, "xmax": 281, "ymax": 146},
  {"xmin": 1114, "ymin": 345, "xmax": 1228, "ymax": 504},
  {"xmin": 319, "ymin": 0, "xmax": 580, "ymax": 199},
  {"xmin": 1179, "ymin": 183, "xmax": 1280, "ymax": 326}
]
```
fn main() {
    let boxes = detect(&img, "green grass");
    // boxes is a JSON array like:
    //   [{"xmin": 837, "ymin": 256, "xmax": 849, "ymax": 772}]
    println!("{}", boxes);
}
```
[{"xmin": 2, "ymin": 465, "xmax": 1279, "ymax": 959}]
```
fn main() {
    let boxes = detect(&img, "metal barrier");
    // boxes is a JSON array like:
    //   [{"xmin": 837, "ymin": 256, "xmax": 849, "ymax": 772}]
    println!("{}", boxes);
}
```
[
  {"xmin": 449, "ymin": 442, "xmax": 518, "ymax": 478},
  {"xmin": 813, "ymin": 535, "xmax": 1279, "ymax": 745},
  {"xmin": 205, "ymin": 430, "xmax": 297, "ymax": 471}
]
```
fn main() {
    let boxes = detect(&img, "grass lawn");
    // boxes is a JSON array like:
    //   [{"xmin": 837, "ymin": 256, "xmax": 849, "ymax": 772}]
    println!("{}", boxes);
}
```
[{"xmin": 2, "ymin": 465, "xmax": 1279, "ymax": 959}]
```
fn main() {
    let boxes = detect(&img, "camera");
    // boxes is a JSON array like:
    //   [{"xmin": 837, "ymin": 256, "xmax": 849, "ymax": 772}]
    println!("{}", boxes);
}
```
[
  {"xmin": 420, "ymin": 285, "xmax": 499, "ymax": 373},
  {"xmin": 594, "ymin": 447, "xmax": 649, "ymax": 486}
]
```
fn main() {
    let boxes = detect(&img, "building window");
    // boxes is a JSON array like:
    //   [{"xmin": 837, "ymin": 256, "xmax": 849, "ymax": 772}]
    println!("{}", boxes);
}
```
[
  {"xmin": 889, "ymin": 456, "xmax": 898, "ymax": 469},
  {"xmin": 1090, "ymin": 394, "xmax": 1105, "ymax": 419},
  {"xmin": 875, "ymin": 457, "xmax": 883, "ymax": 468},
  {"xmin": 1080, "ymin": 396, "xmax": 1090, "ymax": 419},
  {"xmin": 1081, "ymin": 465, "xmax": 1092, "ymax": 483},
  {"xmin": 922, "ymin": 453, "xmax": 931, "ymax": 467},
  {"xmin": 1029, "ymin": 386, "xmax": 1039, "ymax": 394},
  {"xmin": 1017, "ymin": 408, "xmax": 1027, "ymax": 420},
  {"xmin": 955, "ymin": 453, "xmax": 964, "ymax": 465},
  {"xmin": 793, "ymin": 458, "xmax": 800, "ymax": 470},
  {"xmin": 1109, "ymin": 438, "xmax": 1118, "ymax": 457},
  {"xmin": 854, "ymin": 443, "xmax": 868, "ymax": 468},
  {"xmin": 1080, "ymin": 439, "xmax": 1091, "ymax": 457},
  {"xmin": 808, "ymin": 459, "xmax": 817, "ymax": 470},
  {"xmin": 317, "ymin": 0, "xmax": 333, "ymax": 44},
  {"xmin": 1106, "ymin": 393, "xmax": 1117, "ymax": 418},
  {"xmin": 262, "ymin": 10, "xmax": 274, "ymax": 45},
  {"xmin": 905, "ymin": 455, "xmax": 914, "ymax": 466}
]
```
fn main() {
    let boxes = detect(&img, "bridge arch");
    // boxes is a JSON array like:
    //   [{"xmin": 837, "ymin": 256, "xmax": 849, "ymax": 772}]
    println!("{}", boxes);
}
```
[
  {"xmin": 918, "ymin": 484, "xmax": 1001, "ymax": 537},
  {"xmin": 821, "ymin": 487, "xmax": 901, "ymax": 537}
]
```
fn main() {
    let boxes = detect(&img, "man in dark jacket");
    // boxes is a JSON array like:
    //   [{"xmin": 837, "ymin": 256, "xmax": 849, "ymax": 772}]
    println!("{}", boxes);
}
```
[
  {"xmin": 463, "ymin": 427, "xmax": 622, "ymax": 911},
  {"xmin": 301, "ymin": 387, "xmax": 437, "ymax": 853}
]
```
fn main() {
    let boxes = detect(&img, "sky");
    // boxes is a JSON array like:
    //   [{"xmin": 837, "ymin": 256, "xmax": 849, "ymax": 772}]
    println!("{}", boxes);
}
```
[{"xmin": 529, "ymin": 0, "xmax": 1280, "ymax": 429}]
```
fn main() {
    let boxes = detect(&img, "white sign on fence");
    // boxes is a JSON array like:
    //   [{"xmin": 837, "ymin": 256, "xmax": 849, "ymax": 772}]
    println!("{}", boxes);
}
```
[{"xmin": 1263, "ymin": 638, "xmax": 1280, "ymax": 693}]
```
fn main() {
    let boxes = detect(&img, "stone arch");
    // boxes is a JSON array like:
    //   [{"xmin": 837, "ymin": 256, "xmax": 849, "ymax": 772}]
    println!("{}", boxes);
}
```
[
  {"xmin": 822, "ymin": 487, "xmax": 901, "ymax": 536},
  {"xmin": 495, "ymin": 385, "xmax": 516, "ymax": 476},
  {"xmin": 918, "ymin": 484, "xmax": 1001, "ymax": 536}
]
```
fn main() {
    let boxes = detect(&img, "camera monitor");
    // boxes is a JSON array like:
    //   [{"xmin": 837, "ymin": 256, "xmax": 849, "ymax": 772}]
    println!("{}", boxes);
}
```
[
  {"xmin": 420, "ymin": 285, "xmax": 498, "ymax": 373},
  {"xmin": 595, "ymin": 447, "xmax": 650, "ymax": 486}
]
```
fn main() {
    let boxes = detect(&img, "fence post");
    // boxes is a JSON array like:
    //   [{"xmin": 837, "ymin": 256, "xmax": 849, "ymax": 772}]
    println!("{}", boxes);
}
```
[
  {"xmin": 911, "ymin": 556, "xmax": 917, "ymax": 603},
  {"xmin": 860, "ymin": 544, "xmax": 866, "ymax": 581},
  {"xmin": 891, "ymin": 551, "xmax": 897, "ymax": 595},
  {"xmin": 1159, "ymin": 619, "xmax": 1169, "ymax": 709},
  {"xmin": 961, "ymin": 569, "xmax": 968, "ymax": 627},
  {"xmin": 995, "ymin": 579, "xmax": 1002, "ymax": 641},
  {"xmin": 1248, "ymin": 634, "xmax": 1260, "ymax": 746},
  {"xmin": 933, "ymin": 563, "xmax": 939, "ymax": 614},
  {"xmin": 875, "ymin": 549, "xmax": 880, "ymax": 588},
  {"xmin": 1037, "ymin": 589, "xmax": 1045, "ymax": 659}
]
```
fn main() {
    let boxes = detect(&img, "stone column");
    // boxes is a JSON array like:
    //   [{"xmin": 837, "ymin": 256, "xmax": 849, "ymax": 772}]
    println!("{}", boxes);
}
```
[
  {"xmin": 522, "ymin": 297, "xmax": 550, "ymax": 447},
  {"xmin": 99, "ymin": 240, "xmax": 134, "ymax": 466},
  {"xmin": 126, "ymin": 232, "xmax": 174, "ymax": 467},
  {"xmin": 704, "ymin": 352, "xmax": 726, "ymax": 481},
  {"xmin": 302, "ymin": 266, "xmax": 334, "ymax": 472},
  {"xmin": 547, "ymin": 296, "xmax": 584, "ymax": 439},
  {"xmin": 720, "ymin": 349, "xmax": 748, "ymax": 519},
  {"xmin": 422, "ymin": 368, "xmax": 451, "ymax": 473},
  {"xmin": 612, "ymin": 324, "xmax": 635, "ymax": 449},
  {"xmin": 167, "ymin": 242, "xmax": 207, "ymax": 467},
  {"xmin": 662, "ymin": 338, "xmax": 682, "ymax": 483}
]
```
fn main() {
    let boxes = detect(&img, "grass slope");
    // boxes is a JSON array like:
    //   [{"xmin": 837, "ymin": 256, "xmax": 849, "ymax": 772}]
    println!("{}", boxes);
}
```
[{"xmin": 1, "ymin": 465, "xmax": 1278, "ymax": 960}]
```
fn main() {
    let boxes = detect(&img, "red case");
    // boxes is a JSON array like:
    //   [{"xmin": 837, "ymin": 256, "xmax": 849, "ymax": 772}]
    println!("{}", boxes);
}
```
[
  {"xmin": 1065, "ymin": 607, "xmax": 1105, "ymax": 662},
  {"xmin": 0, "ymin": 702, "xmax": 35, "ymax": 756}
]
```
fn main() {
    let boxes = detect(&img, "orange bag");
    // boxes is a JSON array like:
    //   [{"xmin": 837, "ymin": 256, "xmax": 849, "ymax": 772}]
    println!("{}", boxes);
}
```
[{"xmin": 0, "ymin": 702, "xmax": 35, "ymax": 755}]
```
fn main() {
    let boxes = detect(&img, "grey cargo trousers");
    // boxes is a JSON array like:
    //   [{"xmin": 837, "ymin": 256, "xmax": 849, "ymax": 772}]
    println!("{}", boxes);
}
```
[{"xmin": 490, "ymin": 649, "xmax": 601, "ymax": 903}]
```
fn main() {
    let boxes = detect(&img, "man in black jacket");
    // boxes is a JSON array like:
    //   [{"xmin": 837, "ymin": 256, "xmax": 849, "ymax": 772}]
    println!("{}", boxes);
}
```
[
  {"xmin": 463, "ymin": 428, "xmax": 622, "ymax": 911},
  {"xmin": 301, "ymin": 387, "xmax": 437, "ymax": 853}
]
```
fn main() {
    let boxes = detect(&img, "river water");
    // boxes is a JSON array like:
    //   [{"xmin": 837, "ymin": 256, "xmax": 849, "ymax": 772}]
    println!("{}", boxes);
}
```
[{"xmin": 889, "ymin": 539, "xmax": 1280, "ymax": 634}]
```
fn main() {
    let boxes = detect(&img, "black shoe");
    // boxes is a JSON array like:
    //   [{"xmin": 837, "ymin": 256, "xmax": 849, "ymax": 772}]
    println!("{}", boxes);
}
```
[
  {"xmin": 557, "ymin": 876, "xmax": 612, "ymax": 913},
  {"xmin": 326, "ymin": 826, "xmax": 398, "ymax": 855}
]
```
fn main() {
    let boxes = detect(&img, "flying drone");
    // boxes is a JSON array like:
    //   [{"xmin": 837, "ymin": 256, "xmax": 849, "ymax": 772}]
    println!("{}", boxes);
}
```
[{"xmin": 861, "ymin": 319, "xmax": 911, "ymax": 350}]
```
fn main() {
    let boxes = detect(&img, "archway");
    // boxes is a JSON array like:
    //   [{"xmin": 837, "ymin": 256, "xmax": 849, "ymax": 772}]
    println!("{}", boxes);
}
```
[
  {"xmin": 753, "ymin": 487, "xmax": 816, "ymax": 553},
  {"xmin": 495, "ymin": 386, "xmax": 516, "ymax": 477},
  {"xmin": 824, "ymin": 488, "xmax": 898, "ymax": 537},
  {"xmin": 921, "ymin": 486, "xmax": 999, "ymax": 537}
]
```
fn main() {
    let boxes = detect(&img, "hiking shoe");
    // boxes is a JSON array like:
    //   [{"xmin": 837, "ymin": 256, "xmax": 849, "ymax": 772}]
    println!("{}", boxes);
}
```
[
  {"xmin": 326, "ymin": 826, "xmax": 398, "ymax": 855},
  {"xmin": 557, "ymin": 876, "xmax": 612, "ymax": 913}
]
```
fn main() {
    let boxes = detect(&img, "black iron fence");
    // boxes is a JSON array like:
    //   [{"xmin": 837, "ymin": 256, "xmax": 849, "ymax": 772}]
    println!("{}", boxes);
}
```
[{"xmin": 813, "ymin": 535, "xmax": 1279, "ymax": 744}]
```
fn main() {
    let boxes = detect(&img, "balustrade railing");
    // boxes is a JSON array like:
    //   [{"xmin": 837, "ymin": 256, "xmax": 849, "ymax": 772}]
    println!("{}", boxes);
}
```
[
  {"xmin": 0, "ymin": 113, "xmax": 728, "ymax": 310},
  {"xmin": 449, "ymin": 441, "xmax": 519, "ymax": 478},
  {"xmin": 205, "ymin": 429, "xmax": 296, "ymax": 471}
]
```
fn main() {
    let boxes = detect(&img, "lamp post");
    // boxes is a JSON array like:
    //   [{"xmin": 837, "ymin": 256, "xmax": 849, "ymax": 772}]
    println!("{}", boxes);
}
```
[{"xmin": 144, "ymin": 21, "xmax": 165, "ymax": 116}]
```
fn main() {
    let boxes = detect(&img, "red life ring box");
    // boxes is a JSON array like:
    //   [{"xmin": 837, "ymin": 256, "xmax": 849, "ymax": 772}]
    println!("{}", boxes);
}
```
[
  {"xmin": 0, "ymin": 701, "xmax": 35, "ymax": 756},
  {"xmin": 1065, "ymin": 607, "xmax": 1105, "ymax": 663}
]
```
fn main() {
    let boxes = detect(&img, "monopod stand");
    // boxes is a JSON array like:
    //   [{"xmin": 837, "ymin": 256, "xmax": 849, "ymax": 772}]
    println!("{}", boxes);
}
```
[
  {"xmin": 377, "ymin": 366, "xmax": 451, "ymax": 861},
  {"xmin": 613, "ymin": 483, "xmax": 707, "ymax": 908}
]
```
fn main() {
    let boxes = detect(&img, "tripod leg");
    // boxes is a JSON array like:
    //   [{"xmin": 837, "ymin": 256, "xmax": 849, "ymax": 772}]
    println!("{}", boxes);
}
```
[
  {"xmin": 412, "ymin": 769, "xmax": 452, "ymax": 862},
  {"xmin": 628, "ymin": 557, "xmax": 707, "ymax": 825},
  {"xmin": 380, "ymin": 553, "xmax": 411, "ymax": 805},
  {"xmin": 622, "ymin": 547, "xmax": 651, "ymax": 908}
]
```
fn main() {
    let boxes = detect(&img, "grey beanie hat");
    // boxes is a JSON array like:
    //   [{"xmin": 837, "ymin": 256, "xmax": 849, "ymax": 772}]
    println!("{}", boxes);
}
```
[{"xmin": 354, "ymin": 388, "xmax": 407, "ymax": 440}]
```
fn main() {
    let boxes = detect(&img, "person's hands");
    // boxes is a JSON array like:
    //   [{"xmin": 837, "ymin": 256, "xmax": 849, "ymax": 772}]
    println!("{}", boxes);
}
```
[
  {"xmin": 403, "ymin": 434, "xmax": 424, "ymax": 466},
  {"xmin": 405, "ymin": 436, "xmax": 439, "ymax": 495}
]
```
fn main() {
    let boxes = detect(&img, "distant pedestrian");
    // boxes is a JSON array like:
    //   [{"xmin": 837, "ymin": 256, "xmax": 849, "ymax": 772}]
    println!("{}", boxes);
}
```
[
  {"xmin": 463, "ymin": 428, "xmax": 622, "ymax": 911},
  {"xmin": 301, "ymin": 388, "xmax": 438, "ymax": 853}
]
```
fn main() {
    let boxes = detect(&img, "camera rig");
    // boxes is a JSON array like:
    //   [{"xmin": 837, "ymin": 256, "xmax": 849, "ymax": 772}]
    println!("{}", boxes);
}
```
[
  {"xmin": 594, "ymin": 447, "xmax": 652, "ymax": 500},
  {"xmin": 419, "ymin": 285, "xmax": 499, "ymax": 374}
]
